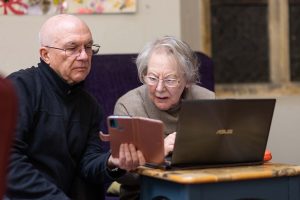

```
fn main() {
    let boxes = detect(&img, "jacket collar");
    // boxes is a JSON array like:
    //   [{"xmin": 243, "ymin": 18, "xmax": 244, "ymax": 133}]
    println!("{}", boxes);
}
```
[{"xmin": 38, "ymin": 59, "xmax": 83, "ymax": 97}]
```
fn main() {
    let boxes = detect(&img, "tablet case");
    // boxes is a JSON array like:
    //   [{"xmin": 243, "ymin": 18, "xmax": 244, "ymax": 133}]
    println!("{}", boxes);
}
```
[{"xmin": 100, "ymin": 116, "xmax": 165, "ymax": 164}]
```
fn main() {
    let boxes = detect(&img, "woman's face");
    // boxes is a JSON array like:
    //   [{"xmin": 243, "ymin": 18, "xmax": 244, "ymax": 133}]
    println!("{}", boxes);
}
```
[{"xmin": 145, "ymin": 50, "xmax": 188, "ymax": 110}]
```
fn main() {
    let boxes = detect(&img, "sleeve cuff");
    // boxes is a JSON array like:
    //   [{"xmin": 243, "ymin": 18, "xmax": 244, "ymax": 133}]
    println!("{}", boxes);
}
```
[{"xmin": 106, "ymin": 166, "xmax": 126, "ymax": 179}]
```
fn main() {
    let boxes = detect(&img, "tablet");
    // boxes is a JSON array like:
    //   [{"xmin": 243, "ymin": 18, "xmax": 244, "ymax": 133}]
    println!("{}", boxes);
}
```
[{"xmin": 100, "ymin": 116, "xmax": 165, "ymax": 164}]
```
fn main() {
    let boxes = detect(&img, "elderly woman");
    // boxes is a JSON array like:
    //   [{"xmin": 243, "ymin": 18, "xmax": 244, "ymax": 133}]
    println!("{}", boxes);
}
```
[{"xmin": 113, "ymin": 36, "xmax": 215, "ymax": 200}]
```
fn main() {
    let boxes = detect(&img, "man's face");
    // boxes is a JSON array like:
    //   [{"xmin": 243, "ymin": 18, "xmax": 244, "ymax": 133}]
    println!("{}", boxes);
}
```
[{"xmin": 42, "ymin": 22, "xmax": 94, "ymax": 85}]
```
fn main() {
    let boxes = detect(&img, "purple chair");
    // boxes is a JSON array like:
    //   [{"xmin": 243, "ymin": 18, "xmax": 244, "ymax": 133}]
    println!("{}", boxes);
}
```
[{"xmin": 84, "ymin": 52, "xmax": 215, "ymax": 200}]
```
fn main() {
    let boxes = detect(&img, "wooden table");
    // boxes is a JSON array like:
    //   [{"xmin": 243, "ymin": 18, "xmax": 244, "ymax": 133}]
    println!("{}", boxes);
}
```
[{"xmin": 137, "ymin": 163, "xmax": 300, "ymax": 200}]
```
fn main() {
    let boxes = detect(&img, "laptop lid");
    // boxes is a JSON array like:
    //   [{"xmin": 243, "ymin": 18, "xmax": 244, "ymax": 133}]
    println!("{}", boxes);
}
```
[{"xmin": 170, "ymin": 99, "xmax": 276, "ymax": 168}]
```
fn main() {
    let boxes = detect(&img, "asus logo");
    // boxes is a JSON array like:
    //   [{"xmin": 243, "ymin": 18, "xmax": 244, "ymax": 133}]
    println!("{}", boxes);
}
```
[{"xmin": 216, "ymin": 129, "xmax": 233, "ymax": 135}]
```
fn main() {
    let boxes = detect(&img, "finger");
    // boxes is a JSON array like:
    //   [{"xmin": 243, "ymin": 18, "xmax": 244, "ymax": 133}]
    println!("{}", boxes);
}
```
[
  {"xmin": 108, "ymin": 155, "xmax": 119, "ymax": 168},
  {"xmin": 164, "ymin": 144, "xmax": 174, "ymax": 156},
  {"xmin": 137, "ymin": 150, "xmax": 146, "ymax": 166},
  {"xmin": 118, "ymin": 144, "xmax": 125, "ymax": 168},
  {"xmin": 123, "ymin": 143, "xmax": 133, "ymax": 170},
  {"xmin": 169, "ymin": 144, "xmax": 174, "ymax": 151},
  {"xmin": 129, "ymin": 144, "xmax": 139, "ymax": 168},
  {"xmin": 170, "ymin": 132, "xmax": 176, "ymax": 139}
]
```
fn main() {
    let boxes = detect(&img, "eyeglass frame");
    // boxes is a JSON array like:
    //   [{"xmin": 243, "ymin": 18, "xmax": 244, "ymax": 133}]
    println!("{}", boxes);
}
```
[
  {"xmin": 44, "ymin": 44, "xmax": 101, "ymax": 57},
  {"xmin": 143, "ymin": 75, "xmax": 181, "ymax": 88}
]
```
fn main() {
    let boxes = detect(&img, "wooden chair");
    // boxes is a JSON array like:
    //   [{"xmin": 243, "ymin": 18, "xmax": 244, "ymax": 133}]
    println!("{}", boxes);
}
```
[{"xmin": 0, "ymin": 76, "xmax": 18, "ymax": 199}]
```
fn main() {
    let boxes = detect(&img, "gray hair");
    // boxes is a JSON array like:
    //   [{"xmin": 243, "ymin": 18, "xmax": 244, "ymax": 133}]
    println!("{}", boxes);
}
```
[{"xmin": 136, "ymin": 36, "xmax": 200, "ymax": 84}]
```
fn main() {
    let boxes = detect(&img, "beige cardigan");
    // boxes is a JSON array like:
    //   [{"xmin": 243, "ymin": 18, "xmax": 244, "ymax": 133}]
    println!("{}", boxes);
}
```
[{"xmin": 114, "ymin": 84, "xmax": 215, "ymax": 136}]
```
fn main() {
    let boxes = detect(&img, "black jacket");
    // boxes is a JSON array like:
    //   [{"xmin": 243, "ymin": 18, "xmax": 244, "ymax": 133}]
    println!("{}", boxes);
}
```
[{"xmin": 6, "ymin": 60, "xmax": 123, "ymax": 200}]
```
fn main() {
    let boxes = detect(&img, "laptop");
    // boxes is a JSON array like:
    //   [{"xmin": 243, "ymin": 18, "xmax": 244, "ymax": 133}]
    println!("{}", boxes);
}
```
[{"xmin": 154, "ymin": 98, "xmax": 276, "ymax": 170}]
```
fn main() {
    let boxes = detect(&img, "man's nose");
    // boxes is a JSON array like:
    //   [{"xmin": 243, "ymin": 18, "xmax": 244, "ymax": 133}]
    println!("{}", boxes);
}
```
[{"xmin": 77, "ymin": 48, "xmax": 89, "ymax": 59}]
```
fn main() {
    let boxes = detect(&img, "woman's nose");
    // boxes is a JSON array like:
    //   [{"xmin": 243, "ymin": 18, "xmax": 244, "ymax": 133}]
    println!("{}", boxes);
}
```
[{"xmin": 155, "ymin": 79, "xmax": 166, "ymax": 92}]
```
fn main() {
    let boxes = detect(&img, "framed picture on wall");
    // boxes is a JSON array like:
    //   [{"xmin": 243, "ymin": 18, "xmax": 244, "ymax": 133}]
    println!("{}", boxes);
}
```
[{"xmin": 0, "ymin": 0, "xmax": 137, "ymax": 15}]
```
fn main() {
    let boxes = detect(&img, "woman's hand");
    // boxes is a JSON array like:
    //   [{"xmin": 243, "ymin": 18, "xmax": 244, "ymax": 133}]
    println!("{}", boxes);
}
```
[
  {"xmin": 164, "ymin": 132, "xmax": 176, "ymax": 156},
  {"xmin": 108, "ymin": 143, "xmax": 145, "ymax": 171}
]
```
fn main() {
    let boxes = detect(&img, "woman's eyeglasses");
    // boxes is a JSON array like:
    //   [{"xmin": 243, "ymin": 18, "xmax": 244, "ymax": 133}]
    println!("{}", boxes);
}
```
[{"xmin": 143, "ymin": 75, "xmax": 180, "ymax": 88}]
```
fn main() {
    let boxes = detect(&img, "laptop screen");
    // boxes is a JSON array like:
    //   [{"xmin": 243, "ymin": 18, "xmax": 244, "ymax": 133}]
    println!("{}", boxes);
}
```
[{"xmin": 171, "ymin": 99, "xmax": 276, "ymax": 167}]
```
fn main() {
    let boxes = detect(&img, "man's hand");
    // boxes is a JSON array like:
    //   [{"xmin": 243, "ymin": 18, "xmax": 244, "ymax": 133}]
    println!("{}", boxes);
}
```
[
  {"xmin": 164, "ymin": 132, "xmax": 176, "ymax": 156},
  {"xmin": 108, "ymin": 143, "xmax": 145, "ymax": 171}
]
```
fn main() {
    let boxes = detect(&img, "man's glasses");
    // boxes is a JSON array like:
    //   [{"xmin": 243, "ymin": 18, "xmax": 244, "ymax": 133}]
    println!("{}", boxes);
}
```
[
  {"xmin": 143, "ymin": 75, "xmax": 180, "ymax": 88},
  {"xmin": 44, "ymin": 44, "xmax": 100, "ymax": 57}
]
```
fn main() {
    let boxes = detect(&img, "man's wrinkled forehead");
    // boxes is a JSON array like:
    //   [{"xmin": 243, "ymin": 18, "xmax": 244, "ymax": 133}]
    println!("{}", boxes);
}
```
[{"xmin": 40, "ymin": 14, "xmax": 92, "ymax": 45}]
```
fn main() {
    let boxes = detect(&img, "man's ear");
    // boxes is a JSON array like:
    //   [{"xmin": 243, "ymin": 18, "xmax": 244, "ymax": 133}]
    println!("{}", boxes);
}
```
[{"xmin": 40, "ymin": 47, "xmax": 50, "ymax": 64}]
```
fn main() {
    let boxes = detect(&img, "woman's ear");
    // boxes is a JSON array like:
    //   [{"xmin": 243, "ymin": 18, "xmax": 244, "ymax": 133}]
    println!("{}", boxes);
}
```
[
  {"xmin": 40, "ymin": 47, "xmax": 50, "ymax": 64},
  {"xmin": 185, "ymin": 83, "xmax": 191, "ymax": 88}
]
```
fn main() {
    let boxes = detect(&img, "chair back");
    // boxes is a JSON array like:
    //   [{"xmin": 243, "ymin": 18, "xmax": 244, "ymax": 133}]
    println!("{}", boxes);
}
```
[{"xmin": 0, "ymin": 77, "xmax": 18, "ymax": 198}]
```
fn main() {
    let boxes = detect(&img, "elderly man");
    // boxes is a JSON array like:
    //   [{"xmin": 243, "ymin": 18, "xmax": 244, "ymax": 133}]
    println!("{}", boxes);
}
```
[{"xmin": 5, "ymin": 14, "xmax": 145, "ymax": 200}]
